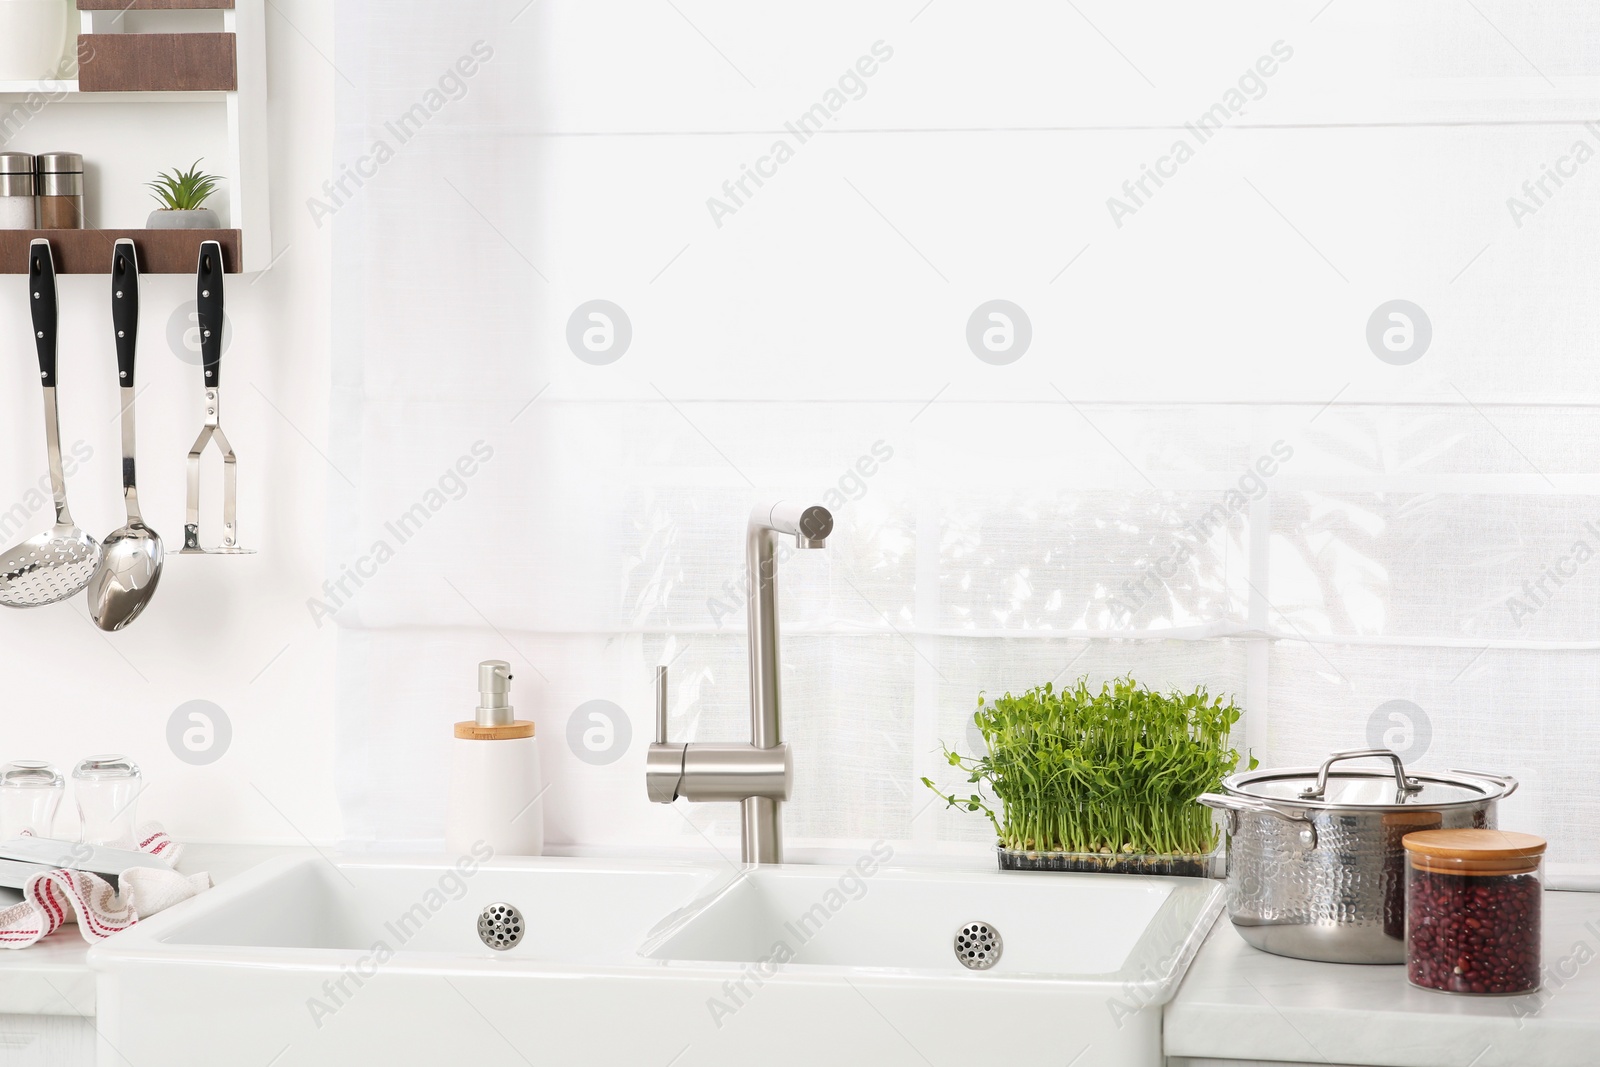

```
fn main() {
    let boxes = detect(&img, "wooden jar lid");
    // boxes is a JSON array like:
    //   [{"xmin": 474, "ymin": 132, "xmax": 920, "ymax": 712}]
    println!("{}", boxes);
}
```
[
  {"xmin": 455, "ymin": 720, "xmax": 535, "ymax": 740},
  {"xmin": 1402, "ymin": 829, "xmax": 1546, "ymax": 875}
]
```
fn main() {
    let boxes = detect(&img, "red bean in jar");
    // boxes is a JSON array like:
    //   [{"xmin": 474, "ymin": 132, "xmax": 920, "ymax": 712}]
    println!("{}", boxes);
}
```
[{"xmin": 1403, "ymin": 829, "xmax": 1546, "ymax": 996}]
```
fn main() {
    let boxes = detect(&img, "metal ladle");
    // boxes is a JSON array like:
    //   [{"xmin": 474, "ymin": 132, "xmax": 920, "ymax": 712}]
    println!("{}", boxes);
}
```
[{"xmin": 88, "ymin": 240, "xmax": 163, "ymax": 631}]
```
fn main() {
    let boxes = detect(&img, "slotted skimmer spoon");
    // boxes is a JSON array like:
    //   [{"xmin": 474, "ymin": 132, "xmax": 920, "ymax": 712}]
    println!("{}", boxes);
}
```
[
  {"xmin": 0, "ymin": 240, "xmax": 102, "ymax": 608},
  {"xmin": 88, "ymin": 240, "xmax": 164, "ymax": 631}
]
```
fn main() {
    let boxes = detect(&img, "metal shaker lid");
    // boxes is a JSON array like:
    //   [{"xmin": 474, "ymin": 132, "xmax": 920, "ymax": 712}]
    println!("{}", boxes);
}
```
[
  {"xmin": 35, "ymin": 153, "xmax": 83, "ymax": 173},
  {"xmin": 35, "ymin": 153, "xmax": 84, "ymax": 197},
  {"xmin": 1224, "ymin": 749, "xmax": 1517, "ymax": 811},
  {"xmin": 0, "ymin": 153, "xmax": 35, "ymax": 197}
]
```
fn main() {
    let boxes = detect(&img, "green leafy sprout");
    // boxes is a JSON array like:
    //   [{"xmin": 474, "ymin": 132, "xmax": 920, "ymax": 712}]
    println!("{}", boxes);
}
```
[
  {"xmin": 922, "ymin": 675, "xmax": 1257, "ymax": 857},
  {"xmin": 147, "ymin": 160, "xmax": 220, "ymax": 212}
]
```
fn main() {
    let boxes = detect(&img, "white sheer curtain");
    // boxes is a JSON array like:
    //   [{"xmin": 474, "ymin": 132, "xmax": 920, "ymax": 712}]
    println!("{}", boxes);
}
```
[{"xmin": 331, "ymin": 1, "xmax": 1600, "ymax": 862}]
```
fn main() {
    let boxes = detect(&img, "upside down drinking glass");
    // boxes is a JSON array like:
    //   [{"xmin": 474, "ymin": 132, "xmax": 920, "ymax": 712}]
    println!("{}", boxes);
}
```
[
  {"xmin": 73, "ymin": 755, "xmax": 142, "ymax": 846},
  {"xmin": 0, "ymin": 761, "xmax": 65, "ymax": 838}
]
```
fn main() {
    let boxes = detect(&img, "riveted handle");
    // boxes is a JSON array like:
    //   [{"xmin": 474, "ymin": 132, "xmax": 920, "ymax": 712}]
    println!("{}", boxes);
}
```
[
  {"xmin": 112, "ymin": 240, "xmax": 140, "ymax": 385},
  {"xmin": 1299, "ymin": 749, "xmax": 1421, "ymax": 800},
  {"xmin": 1198, "ymin": 792, "xmax": 1319, "ymax": 850},
  {"xmin": 1449, "ymin": 768, "xmax": 1519, "ymax": 800},
  {"xmin": 29, "ymin": 240, "xmax": 57, "ymax": 387},
  {"xmin": 196, "ymin": 240, "xmax": 224, "ymax": 387}
]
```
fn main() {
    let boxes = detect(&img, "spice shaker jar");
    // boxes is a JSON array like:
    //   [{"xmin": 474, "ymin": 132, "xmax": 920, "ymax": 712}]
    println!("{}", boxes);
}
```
[
  {"xmin": 1404, "ymin": 829, "xmax": 1545, "ymax": 995},
  {"xmin": 0, "ymin": 153, "xmax": 36, "ymax": 230},
  {"xmin": 36, "ymin": 152, "xmax": 84, "ymax": 229}
]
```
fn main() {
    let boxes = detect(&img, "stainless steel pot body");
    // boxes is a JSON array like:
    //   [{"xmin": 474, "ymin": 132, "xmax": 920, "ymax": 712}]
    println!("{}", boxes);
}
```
[{"xmin": 1199, "ymin": 750, "xmax": 1517, "ymax": 965}]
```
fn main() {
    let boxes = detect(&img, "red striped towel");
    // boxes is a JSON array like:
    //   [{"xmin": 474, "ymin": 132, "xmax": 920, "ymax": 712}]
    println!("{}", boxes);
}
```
[{"xmin": 0, "ymin": 824, "xmax": 211, "ymax": 948}]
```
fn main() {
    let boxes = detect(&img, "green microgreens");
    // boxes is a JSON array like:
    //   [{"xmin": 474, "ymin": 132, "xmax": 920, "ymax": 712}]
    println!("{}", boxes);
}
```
[{"xmin": 922, "ymin": 675, "xmax": 1256, "ymax": 857}]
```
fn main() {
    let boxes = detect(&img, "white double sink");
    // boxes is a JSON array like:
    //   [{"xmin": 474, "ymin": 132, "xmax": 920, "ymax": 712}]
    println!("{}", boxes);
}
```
[{"xmin": 89, "ymin": 851, "xmax": 1223, "ymax": 1066}]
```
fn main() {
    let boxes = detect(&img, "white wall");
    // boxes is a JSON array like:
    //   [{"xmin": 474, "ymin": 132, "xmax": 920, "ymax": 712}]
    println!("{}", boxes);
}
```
[
  {"xmin": 5, "ymin": 1, "xmax": 1600, "ymax": 858},
  {"xmin": 0, "ymin": 1, "xmax": 340, "ymax": 843},
  {"xmin": 327, "ymin": 1, "xmax": 1600, "ymax": 864}
]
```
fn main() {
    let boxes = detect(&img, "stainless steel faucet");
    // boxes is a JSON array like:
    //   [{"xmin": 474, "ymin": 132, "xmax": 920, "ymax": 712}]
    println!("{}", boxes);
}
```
[{"xmin": 646, "ymin": 500, "xmax": 834, "ymax": 863}]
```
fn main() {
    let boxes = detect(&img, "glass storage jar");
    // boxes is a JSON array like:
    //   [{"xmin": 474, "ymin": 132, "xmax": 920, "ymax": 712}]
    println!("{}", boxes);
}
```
[{"xmin": 1403, "ymin": 829, "xmax": 1545, "ymax": 995}]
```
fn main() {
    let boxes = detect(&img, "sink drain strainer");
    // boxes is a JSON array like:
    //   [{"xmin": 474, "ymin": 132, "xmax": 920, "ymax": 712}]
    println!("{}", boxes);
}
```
[
  {"xmin": 954, "ymin": 920, "xmax": 1002, "ymax": 970},
  {"xmin": 477, "ymin": 903, "xmax": 524, "ymax": 951}
]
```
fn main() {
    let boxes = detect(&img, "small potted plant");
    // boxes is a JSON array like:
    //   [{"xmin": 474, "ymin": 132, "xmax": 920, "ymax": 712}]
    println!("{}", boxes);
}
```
[
  {"xmin": 923, "ymin": 675, "xmax": 1253, "ymax": 877},
  {"xmin": 146, "ymin": 160, "xmax": 222, "ymax": 229}
]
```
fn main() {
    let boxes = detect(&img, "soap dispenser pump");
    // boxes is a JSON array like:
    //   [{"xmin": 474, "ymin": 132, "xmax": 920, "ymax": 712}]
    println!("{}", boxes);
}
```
[{"xmin": 446, "ymin": 660, "xmax": 543, "ymax": 857}]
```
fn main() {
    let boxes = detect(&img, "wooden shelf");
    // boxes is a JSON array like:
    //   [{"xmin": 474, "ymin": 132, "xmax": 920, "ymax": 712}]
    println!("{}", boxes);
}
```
[
  {"xmin": 0, "ymin": 230, "xmax": 241, "ymax": 274},
  {"xmin": 78, "ymin": 0, "xmax": 234, "ymax": 9},
  {"xmin": 0, "ymin": 0, "xmax": 270, "ymax": 271},
  {"xmin": 78, "ymin": 33, "xmax": 236, "ymax": 92}
]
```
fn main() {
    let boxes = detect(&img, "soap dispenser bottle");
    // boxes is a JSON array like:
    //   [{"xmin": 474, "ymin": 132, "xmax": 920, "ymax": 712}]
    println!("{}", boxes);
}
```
[{"xmin": 446, "ymin": 660, "xmax": 543, "ymax": 857}]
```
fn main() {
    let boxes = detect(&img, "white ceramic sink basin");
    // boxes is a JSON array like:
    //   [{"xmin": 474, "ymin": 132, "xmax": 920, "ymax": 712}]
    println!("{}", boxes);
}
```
[
  {"xmin": 89, "ymin": 851, "xmax": 1223, "ymax": 1067},
  {"xmin": 644, "ymin": 864, "xmax": 1175, "ymax": 974},
  {"xmin": 145, "ymin": 852, "xmax": 704, "ymax": 960}
]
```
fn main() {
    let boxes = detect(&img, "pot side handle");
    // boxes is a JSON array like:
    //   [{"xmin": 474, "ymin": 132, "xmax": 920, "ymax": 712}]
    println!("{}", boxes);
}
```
[
  {"xmin": 1449, "ymin": 769, "xmax": 1520, "ymax": 800},
  {"xmin": 1196, "ymin": 793, "xmax": 1319, "ymax": 850}
]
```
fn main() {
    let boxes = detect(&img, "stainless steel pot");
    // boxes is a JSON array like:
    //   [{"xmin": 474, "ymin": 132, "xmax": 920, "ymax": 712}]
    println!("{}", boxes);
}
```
[{"xmin": 1198, "ymin": 749, "xmax": 1517, "ymax": 964}]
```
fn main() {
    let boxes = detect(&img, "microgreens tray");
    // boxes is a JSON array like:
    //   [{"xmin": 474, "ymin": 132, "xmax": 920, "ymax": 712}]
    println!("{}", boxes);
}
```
[{"xmin": 996, "ymin": 845, "xmax": 1223, "ymax": 878}]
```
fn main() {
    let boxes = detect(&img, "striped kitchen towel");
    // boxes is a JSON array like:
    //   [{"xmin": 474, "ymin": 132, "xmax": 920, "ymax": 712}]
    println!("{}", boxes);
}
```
[{"xmin": 0, "ymin": 824, "xmax": 211, "ymax": 948}]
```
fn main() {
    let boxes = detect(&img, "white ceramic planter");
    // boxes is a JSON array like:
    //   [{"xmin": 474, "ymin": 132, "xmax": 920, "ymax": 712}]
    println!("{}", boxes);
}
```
[{"xmin": 0, "ymin": 0, "xmax": 69, "ymax": 82}]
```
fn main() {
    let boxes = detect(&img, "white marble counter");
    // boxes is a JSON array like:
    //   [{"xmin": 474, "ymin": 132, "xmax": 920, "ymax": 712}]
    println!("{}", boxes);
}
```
[{"xmin": 1165, "ymin": 890, "xmax": 1600, "ymax": 1067}]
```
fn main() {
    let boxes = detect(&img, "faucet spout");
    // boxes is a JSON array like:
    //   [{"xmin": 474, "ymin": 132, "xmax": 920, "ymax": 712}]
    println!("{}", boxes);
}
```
[
  {"xmin": 746, "ymin": 501, "xmax": 833, "ymax": 754},
  {"xmin": 646, "ymin": 500, "xmax": 832, "ymax": 866},
  {"xmin": 740, "ymin": 500, "xmax": 831, "ymax": 864},
  {"xmin": 755, "ymin": 501, "xmax": 834, "ymax": 549}
]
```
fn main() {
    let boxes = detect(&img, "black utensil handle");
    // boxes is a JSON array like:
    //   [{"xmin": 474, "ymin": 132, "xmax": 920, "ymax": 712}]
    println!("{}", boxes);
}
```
[
  {"xmin": 112, "ymin": 240, "xmax": 140, "ymax": 385},
  {"xmin": 196, "ymin": 241, "xmax": 224, "ymax": 388},
  {"xmin": 28, "ymin": 240, "xmax": 57, "ymax": 388}
]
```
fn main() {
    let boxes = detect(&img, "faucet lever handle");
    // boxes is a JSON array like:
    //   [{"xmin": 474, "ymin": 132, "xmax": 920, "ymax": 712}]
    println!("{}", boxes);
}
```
[{"xmin": 654, "ymin": 665, "xmax": 669, "ymax": 745}]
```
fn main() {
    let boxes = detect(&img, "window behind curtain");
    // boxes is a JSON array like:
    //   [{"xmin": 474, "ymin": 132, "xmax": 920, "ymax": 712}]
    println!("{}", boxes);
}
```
[{"xmin": 332, "ymin": 0, "xmax": 1600, "ymax": 863}]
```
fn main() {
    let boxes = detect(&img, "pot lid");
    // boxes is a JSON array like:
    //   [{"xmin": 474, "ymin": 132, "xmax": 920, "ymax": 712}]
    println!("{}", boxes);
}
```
[{"xmin": 1225, "ymin": 749, "xmax": 1516, "ymax": 810}]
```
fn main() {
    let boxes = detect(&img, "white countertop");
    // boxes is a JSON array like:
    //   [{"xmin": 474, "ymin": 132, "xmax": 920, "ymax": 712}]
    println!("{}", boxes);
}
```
[
  {"xmin": 1166, "ymin": 889, "xmax": 1600, "ymax": 1067},
  {"xmin": 7, "ymin": 844, "xmax": 1598, "ymax": 1067},
  {"xmin": 0, "ymin": 844, "xmax": 298, "ymax": 1018}
]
